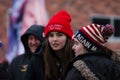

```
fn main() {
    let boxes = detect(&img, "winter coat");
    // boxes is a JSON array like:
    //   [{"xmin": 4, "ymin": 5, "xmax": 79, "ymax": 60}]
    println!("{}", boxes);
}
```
[
  {"xmin": 23, "ymin": 48, "xmax": 44, "ymax": 80},
  {"xmin": 0, "ymin": 62, "xmax": 9, "ymax": 80},
  {"xmin": 65, "ymin": 52, "xmax": 120, "ymax": 80},
  {"xmin": 8, "ymin": 25, "xmax": 44, "ymax": 80}
]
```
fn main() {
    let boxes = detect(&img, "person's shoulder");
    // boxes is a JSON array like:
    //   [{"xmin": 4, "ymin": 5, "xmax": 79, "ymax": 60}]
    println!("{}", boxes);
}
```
[
  {"xmin": 78, "ymin": 54, "xmax": 111, "ymax": 66},
  {"xmin": 87, "ymin": 55, "xmax": 110, "ymax": 62},
  {"xmin": 14, "ymin": 54, "xmax": 25, "ymax": 59},
  {"xmin": 10, "ymin": 54, "xmax": 25, "ymax": 63}
]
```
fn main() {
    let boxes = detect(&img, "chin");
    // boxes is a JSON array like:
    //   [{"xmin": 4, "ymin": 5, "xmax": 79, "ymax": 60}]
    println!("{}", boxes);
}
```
[
  {"xmin": 52, "ymin": 48, "xmax": 61, "ymax": 51},
  {"xmin": 31, "ymin": 50, "xmax": 36, "ymax": 53}
]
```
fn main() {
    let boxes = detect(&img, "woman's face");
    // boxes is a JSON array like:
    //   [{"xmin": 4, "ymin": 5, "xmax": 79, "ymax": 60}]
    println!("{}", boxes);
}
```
[
  {"xmin": 28, "ymin": 35, "xmax": 41, "ymax": 53},
  {"xmin": 72, "ymin": 38, "xmax": 87, "ymax": 57},
  {"xmin": 48, "ymin": 31, "xmax": 67, "ymax": 51}
]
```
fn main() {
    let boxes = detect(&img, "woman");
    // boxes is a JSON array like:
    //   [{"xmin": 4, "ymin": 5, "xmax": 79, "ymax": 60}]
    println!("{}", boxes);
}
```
[
  {"xmin": 24, "ymin": 10, "xmax": 75, "ymax": 80},
  {"xmin": 65, "ymin": 24, "xmax": 120, "ymax": 80}
]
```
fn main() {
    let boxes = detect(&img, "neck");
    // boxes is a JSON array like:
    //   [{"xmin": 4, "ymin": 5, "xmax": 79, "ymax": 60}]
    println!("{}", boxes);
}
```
[{"xmin": 54, "ymin": 50, "xmax": 64, "ymax": 62}]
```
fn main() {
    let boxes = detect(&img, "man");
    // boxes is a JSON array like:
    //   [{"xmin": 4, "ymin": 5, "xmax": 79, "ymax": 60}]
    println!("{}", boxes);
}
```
[{"xmin": 8, "ymin": 24, "xmax": 45, "ymax": 80}]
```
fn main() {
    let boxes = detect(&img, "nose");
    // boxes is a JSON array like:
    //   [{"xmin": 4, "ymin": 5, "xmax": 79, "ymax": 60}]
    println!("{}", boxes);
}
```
[
  {"xmin": 31, "ymin": 39, "xmax": 36, "ymax": 44},
  {"xmin": 72, "ymin": 45, "xmax": 75, "ymax": 50},
  {"xmin": 53, "ymin": 36, "xmax": 58, "ymax": 41}
]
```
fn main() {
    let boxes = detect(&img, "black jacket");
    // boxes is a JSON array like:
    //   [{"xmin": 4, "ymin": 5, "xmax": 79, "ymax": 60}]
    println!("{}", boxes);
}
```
[
  {"xmin": 24, "ymin": 49, "xmax": 44, "ymax": 80},
  {"xmin": 0, "ymin": 62, "xmax": 9, "ymax": 80},
  {"xmin": 65, "ymin": 52, "xmax": 120, "ymax": 80},
  {"xmin": 8, "ymin": 25, "xmax": 44, "ymax": 80}
]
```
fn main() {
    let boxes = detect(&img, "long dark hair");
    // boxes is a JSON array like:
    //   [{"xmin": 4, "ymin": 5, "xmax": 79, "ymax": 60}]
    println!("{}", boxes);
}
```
[
  {"xmin": 43, "ymin": 37, "xmax": 74, "ymax": 80},
  {"xmin": 92, "ymin": 45, "xmax": 113, "ymax": 58}
]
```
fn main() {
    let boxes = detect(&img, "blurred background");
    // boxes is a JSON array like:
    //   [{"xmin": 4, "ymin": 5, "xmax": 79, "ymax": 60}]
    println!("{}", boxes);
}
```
[{"xmin": 0, "ymin": 0, "xmax": 120, "ymax": 63}]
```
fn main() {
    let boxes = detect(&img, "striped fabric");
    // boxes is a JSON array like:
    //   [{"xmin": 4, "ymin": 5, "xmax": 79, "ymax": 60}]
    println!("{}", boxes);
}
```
[
  {"xmin": 81, "ymin": 24, "xmax": 105, "ymax": 46},
  {"xmin": 74, "ymin": 24, "xmax": 106, "ymax": 51}
]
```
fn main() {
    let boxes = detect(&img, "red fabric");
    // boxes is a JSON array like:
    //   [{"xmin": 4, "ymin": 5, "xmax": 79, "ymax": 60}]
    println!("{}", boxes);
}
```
[
  {"xmin": 78, "ymin": 24, "xmax": 114, "ymax": 47},
  {"xmin": 44, "ymin": 10, "xmax": 73, "ymax": 39}
]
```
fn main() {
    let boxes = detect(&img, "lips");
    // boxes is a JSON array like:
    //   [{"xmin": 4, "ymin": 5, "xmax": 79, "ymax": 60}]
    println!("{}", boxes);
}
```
[
  {"xmin": 52, "ymin": 43, "xmax": 59, "ymax": 47},
  {"xmin": 30, "ymin": 45, "xmax": 37, "ymax": 50}
]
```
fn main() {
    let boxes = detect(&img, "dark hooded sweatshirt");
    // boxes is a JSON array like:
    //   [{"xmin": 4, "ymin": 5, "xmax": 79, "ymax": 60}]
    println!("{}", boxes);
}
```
[{"xmin": 8, "ymin": 25, "xmax": 44, "ymax": 80}]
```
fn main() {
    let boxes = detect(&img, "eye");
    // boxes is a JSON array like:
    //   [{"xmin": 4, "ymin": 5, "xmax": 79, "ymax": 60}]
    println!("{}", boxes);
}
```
[
  {"xmin": 74, "ymin": 41, "xmax": 79, "ymax": 46},
  {"xmin": 48, "ymin": 33, "xmax": 54, "ymax": 37},
  {"xmin": 57, "ymin": 32, "xmax": 64, "ymax": 37},
  {"xmin": 28, "ymin": 35, "xmax": 34, "ymax": 40}
]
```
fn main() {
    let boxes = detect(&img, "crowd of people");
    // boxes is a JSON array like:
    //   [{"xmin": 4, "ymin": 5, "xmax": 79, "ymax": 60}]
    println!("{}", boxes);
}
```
[{"xmin": 0, "ymin": 10, "xmax": 120, "ymax": 80}]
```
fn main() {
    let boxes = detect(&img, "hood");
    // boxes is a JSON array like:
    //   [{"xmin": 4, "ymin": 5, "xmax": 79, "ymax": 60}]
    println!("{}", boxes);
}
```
[{"xmin": 21, "ymin": 24, "xmax": 45, "ymax": 54}]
